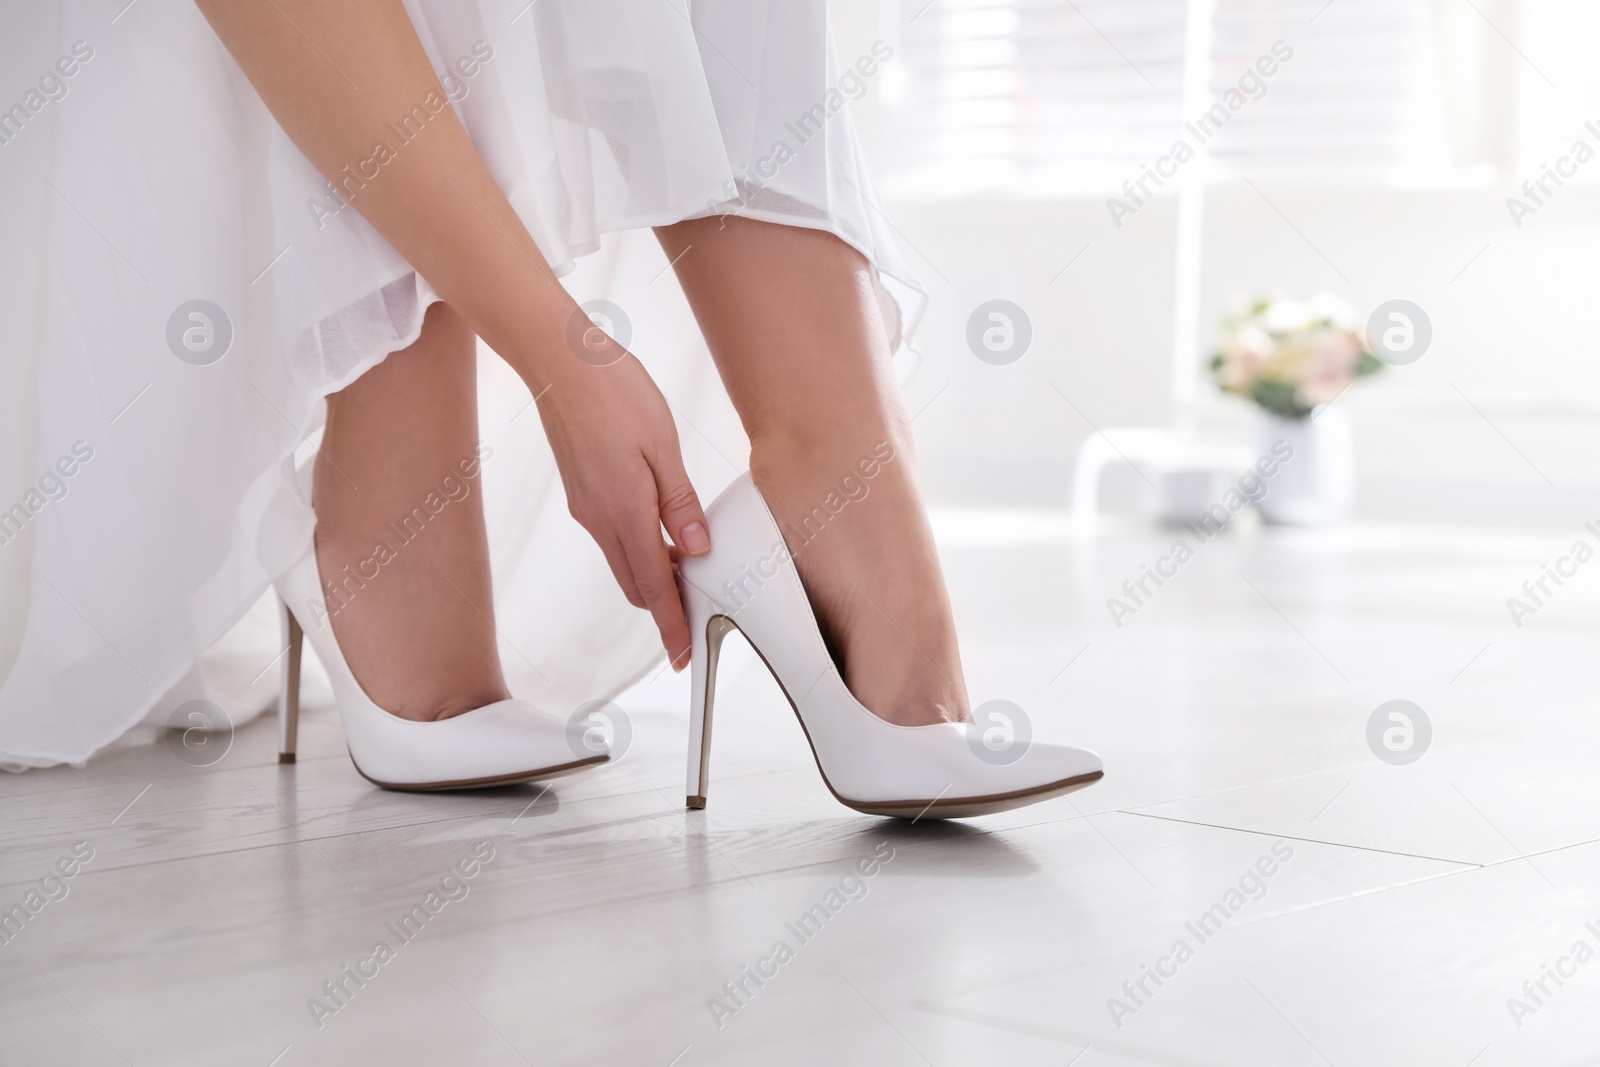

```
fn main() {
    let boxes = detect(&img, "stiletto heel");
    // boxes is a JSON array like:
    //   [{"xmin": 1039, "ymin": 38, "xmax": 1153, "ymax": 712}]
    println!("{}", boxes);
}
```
[
  {"xmin": 278, "ymin": 598, "xmax": 302, "ymax": 764},
  {"xmin": 684, "ymin": 589, "xmax": 736, "ymax": 810},
  {"xmin": 678, "ymin": 475, "xmax": 1104, "ymax": 819},
  {"xmin": 274, "ymin": 539, "xmax": 609, "ymax": 790}
]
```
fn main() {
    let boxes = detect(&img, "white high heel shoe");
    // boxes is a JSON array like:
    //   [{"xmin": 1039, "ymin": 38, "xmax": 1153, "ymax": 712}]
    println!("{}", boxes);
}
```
[
  {"xmin": 274, "ymin": 540, "xmax": 608, "ymax": 790},
  {"xmin": 678, "ymin": 476, "xmax": 1103, "ymax": 819}
]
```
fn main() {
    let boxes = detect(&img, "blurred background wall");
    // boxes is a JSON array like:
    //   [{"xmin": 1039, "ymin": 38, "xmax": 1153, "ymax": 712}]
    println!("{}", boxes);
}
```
[{"xmin": 826, "ymin": 0, "xmax": 1600, "ymax": 528}]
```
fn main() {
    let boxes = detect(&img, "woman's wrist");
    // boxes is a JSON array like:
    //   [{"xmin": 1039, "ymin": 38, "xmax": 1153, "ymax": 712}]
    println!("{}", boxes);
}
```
[
  {"xmin": 509, "ymin": 299, "xmax": 640, "ymax": 408},
  {"xmin": 474, "ymin": 287, "xmax": 586, "ymax": 399}
]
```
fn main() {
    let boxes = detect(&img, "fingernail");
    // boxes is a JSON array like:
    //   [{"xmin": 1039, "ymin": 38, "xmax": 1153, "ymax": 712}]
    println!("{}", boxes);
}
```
[{"xmin": 681, "ymin": 521, "xmax": 710, "ymax": 555}]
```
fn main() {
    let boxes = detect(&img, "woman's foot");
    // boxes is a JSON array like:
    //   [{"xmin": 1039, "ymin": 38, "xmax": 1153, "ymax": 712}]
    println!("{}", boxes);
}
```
[
  {"xmin": 311, "ymin": 303, "xmax": 512, "ymax": 722},
  {"xmin": 751, "ymin": 433, "xmax": 970, "ymax": 727}
]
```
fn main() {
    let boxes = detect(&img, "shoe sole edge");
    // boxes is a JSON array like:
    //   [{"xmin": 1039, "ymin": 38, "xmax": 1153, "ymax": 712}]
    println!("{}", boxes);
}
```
[
  {"xmin": 842, "ymin": 769, "xmax": 1105, "ymax": 820},
  {"xmin": 350, "ymin": 752, "xmax": 610, "ymax": 792}
]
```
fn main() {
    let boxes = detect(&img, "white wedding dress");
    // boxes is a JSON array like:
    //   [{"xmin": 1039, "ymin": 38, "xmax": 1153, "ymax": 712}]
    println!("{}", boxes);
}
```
[{"xmin": 0, "ymin": 0, "xmax": 921, "ymax": 770}]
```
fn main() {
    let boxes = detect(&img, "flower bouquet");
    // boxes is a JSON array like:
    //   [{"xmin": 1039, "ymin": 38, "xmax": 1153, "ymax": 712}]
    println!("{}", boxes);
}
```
[{"xmin": 1210, "ymin": 294, "xmax": 1383, "ymax": 419}]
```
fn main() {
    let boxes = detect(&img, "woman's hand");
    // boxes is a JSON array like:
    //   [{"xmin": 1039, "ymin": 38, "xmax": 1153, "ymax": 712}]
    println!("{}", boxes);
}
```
[{"xmin": 536, "ymin": 351, "xmax": 710, "ymax": 670}]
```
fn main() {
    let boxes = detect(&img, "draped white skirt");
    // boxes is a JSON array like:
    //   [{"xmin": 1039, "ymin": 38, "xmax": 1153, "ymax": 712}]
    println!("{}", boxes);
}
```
[{"xmin": 0, "ymin": 0, "xmax": 921, "ymax": 770}]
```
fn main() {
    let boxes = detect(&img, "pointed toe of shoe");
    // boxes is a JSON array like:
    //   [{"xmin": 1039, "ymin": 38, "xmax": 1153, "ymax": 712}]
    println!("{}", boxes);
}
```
[
  {"xmin": 1020, "ymin": 740, "xmax": 1103, "ymax": 789},
  {"xmin": 936, "ymin": 736, "xmax": 1106, "ymax": 818},
  {"xmin": 824, "ymin": 722, "xmax": 1104, "ymax": 820},
  {"xmin": 875, "ymin": 737, "xmax": 1103, "ymax": 820}
]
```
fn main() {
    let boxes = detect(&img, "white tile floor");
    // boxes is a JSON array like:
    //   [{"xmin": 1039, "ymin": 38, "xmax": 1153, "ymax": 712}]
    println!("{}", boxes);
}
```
[{"xmin": 4, "ymin": 512, "xmax": 1598, "ymax": 1066}]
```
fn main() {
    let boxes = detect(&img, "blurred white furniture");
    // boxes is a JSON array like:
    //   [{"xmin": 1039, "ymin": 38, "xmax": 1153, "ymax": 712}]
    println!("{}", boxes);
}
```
[{"xmin": 1070, "ymin": 426, "xmax": 1252, "ymax": 528}]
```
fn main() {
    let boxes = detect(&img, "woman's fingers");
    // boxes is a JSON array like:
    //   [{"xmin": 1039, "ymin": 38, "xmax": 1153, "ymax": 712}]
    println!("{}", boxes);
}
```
[
  {"xmin": 587, "ymin": 502, "xmax": 691, "ymax": 667},
  {"xmin": 618, "ymin": 513, "xmax": 693, "ymax": 670},
  {"xmin": 592, "ymin": 530, "xmax": 646, "ymax": 610},
  {"xmin": 650, "ymin": 432, "xmax": 711, "ymax": 557}
]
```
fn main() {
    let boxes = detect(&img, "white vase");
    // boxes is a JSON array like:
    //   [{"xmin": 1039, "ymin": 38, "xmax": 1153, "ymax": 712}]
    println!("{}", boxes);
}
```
[{"xmin": 1254, "ymin": 407, "xmax": 1355, "ymax": 526}]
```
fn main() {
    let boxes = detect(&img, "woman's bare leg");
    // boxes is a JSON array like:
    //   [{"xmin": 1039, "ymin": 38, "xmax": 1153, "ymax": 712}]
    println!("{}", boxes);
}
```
[
  {"xmin": 657, "ymin": 217, "xmax": 968, "ymax": 727},
  {"xmin": 312, "ymin": 303, "xmax": 510, "ymax": 721}
]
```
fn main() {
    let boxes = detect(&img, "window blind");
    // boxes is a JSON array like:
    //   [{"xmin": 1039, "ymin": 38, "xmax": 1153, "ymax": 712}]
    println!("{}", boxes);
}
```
[{"xmin": 882, "ymin": 0, "xmax": 1441, "ymax": 189}]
